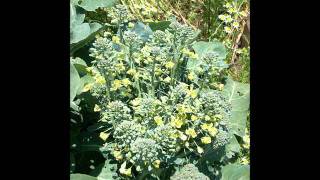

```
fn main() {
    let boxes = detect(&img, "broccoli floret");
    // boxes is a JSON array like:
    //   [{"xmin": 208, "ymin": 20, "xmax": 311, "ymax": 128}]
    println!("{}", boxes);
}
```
[
  {"xmin": 212, "ymin": 130, "xmax": 230, "ymax": 150},
  {"xmin": 170, "ymin": 164, "xmax": 210, "ymax": 180},
  {"xmin": 113, "ymin": 120, "xmax": 145, "ymax": 148},
  {"xmin": 101, "ymin": 101, "xmax": 132, "ymax": 123}
]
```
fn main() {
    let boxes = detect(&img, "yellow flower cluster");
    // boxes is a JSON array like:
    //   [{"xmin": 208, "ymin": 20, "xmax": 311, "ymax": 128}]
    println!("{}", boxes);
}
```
[
  {"xmin": 165, "ymin": 61, "xmax": 175, "ymax": 69},
  {"xmin": 201, "ymin": 123, "xmax": 218, "ymax": 137},
  {"xmin": 82, "ymin": 83, "xmax": 93, "ymax": 92},
  {"xmin": 112, "ymin": 36, "xmax": 121, "ymax": 44},
  {"xmin": 185, "ymin": 128, "xmax": 197, "ymax": 138},
  {"xmin": 170, "ymin": 115, "xmax": 184, "ymax": 128},
  {"xmin": 201, "ymin": 136, "xmax": 212, "ymax": 144},
  {"xmin": 154, "ymin": 116, "xmax": 164, "ymax": 126},
  {"xmin": 181, "ymin": 48, "xmax": 198, "ymax": 59},
  {"xmin": 94, "ymin": 74, "xmax": 106, "ymax": 85},
  {"xmin": 219, "ymin": 1, "xmax": 249, "ymax": 34},
  {"xmin": 111, "ymin": 78, "xmax": 132, "ymax": 91}
]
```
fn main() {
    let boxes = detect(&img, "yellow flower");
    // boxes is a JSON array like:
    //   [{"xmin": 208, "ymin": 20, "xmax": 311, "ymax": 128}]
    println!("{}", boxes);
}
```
[
  {"xmin": 218, "ymin": 83, "xmax": 224, "ymax": 90},
  {"xmin": 241, "ymin": 157, "xmax": 249, "ymax": 165},
  {"xmin": 177, "ymin": 104, "xmax": 192, "ymax": 114},
  {"xmin": 128, "ymin": 22, "xmax": 135, "ymax": 28},
  {"xmin": 154, "ymin": 116, "xmax": 164, "ymax": 126},
  {"xmin": 185, "ymin": 128, "xmax": 197, "ymax": 138},
  {"xmin": 82, "ymin": 83, "xmax": 93, "ymax": 92},
  {"xmin": 201, "ymin": 123, "xmax": 213, "ymax": 131},
  {"xmin": 243, "ymin": 134, "xmax": 250, "ymax": 149},
  {"xmin": 214, "ymin": 114, "xmax": 223, "ymax": 120},
  {"xmin": 170, "ymin": 116, "xmax": 184, "ymax": 128},
  {"xmin": 191, "ymin": 115, "xmax": 198, "ymax": 121},
  {"xmin": 224, "ymin": 2, "xmax": 232, "ymax": 8},
  {"xmin": 190, "ymin": 53, "xmax": 198, "ymax": 59},
  {"xmin": 232, "ymin": 21, "xmax": 240, "ymax": 29},
  {"xmin": 113, "ymin": 151, "xmax": 123, "ymax": 161},
  {"xmin": 153, "ymin": 160, "xmax": 161, "ymax": 168},
  {"xmin": 115, "ymin": 63, "xmax": 125, "ymax": 72},
  {"xmin": 94, "ymin": 104, "xmax": 101, "ymax": 112},
  {"xmin": 155, "ymin": 67, "xmax": 163, "ymax": 75},
  {"xmin": 145, "ymin": 57, "xmax": 153, "ymax": 64},
  {"xmin": 188, "ymin": 72, "xmax": 196, "ymax": 81},
  {"xmin": 218, "ymin": 14, "xmax": 226, "ymax": 21},
  {"xmin": 187, "ymin": 88, "xmax": 197, "ymax": 99},
  {"xmin": 112, "ymin": 36, "xmax": 121, "ymax": 44},
  {"xmin": 225, "ymin": 15, "xmax": 233, "ymax": 23},
  {"xmin": 163, "ymin": 76, "xmax": 171, "ymax": 83},
  {"xmin": 174, "ymin": 119, "xmax": 184, "ymax": 128},
  {"xmin": 127, "ymin": 69, "xmax": 137, "ymax": 76},
  {"xmin": 228, "ymin": 7, "xmax": 237, "ymax": 14},
  {"xmin": 201, "ymin": 136, "xmax": 212, "ymax": 144},
  {"xmin": 121, "ymin": 78, "xmax": 131, "ymax": 87},
  {"xmin": 165, "ymin": 61, "xmax": 175, "ymax": 69},
  {"xmin": 169, "ymin": 132, "xmax": 179, "ymax": 139},
  {"xmin": 208, "ymin": 126, "xmax": 218, "ymax": 137},
  {"xmin": 86, "ymin": 67, "xmax": 94, "ymax": 73},
  {"xmin": 130, "ymin": 98, "xmax": 141, "ymax": 106},
  {"xmin": 197, "ymin": 146, "xmax": 204, "ymax": 154},
  {"xmin": 119, "ymin": 161, "xmax": 132, "ymax": 177},
  {"xmin": 94, "ymin": 74, "xmax": 106, "ymax": 85},
  {"xmin": 99, "ymin": 132, "xmax": 110, "ymax": 141},
  {"xmin": 224, "ymin": 26, "xmax": 232, "ymax": 34},
  {"xmin": 179, "ymin": 132, "xmax": 188, "ymax": 141},
  {"xmin": 111, "ymin": 79, "xmax": 122, "ymax": 91}
]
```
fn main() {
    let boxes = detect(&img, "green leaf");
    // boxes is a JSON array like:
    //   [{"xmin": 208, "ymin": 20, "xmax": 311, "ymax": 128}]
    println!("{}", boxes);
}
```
[
  {"xmin": 225, "ymin": 135, "xmax": 241, "ymax": 158},
  {"xmin": 77, "ymin": 0, "xmax": 117, "ymax": 11},
  {"xmin": 131, "ymin": 22, "xmax": 153, "ymax": 42},
  {"xmin": 223, "ymin": 77, "xmax": 250, "ymax": 137},
  {"xmin": 70, "ymin": 63, "xmax": 81, "ymax": 102},
  {"xmin": 71, "ymin": 57, "xmax": 87, "ymax": 67},
  {"xmin": 71, "ymin": 57, "xmax": 88, "ymax": 76},
  {"xmin": 77, "ymin": 132, "xmax": 104, "ymax": 152},
  {"xmin": 71, "ymin": 23, "xmax": 92, "ymax": 44},
  {"xmin": 221, "ymin": 164, "xmax": 250, "ymax": 180},
  {"xmin": 77, "ymin": 74, "xmax": 95, "ymax": 95},
  {"xmin": 70, "ymin": 174, "xmax": 97, "ymax": 180},
  {"xmin": 90, "ymin": 160, "xmax": 118, "ymax": 180},
  {"xmin": 146, "ymin": 21, "xmax": 170, "ymax": 31},
  {"xmin": 71, "ymin": 23, "xmax": 104, "ymax": 54},
  {"xmin": 70, "ymin": 4, "xmax": 103, "ymax": 46},
  {"xmin": 192, "ymin": 40, "xmax": 227, "ymax": 60},
  {"xmin": 188, "ymin": 40, "xmax": 227, "ymax": 71}
]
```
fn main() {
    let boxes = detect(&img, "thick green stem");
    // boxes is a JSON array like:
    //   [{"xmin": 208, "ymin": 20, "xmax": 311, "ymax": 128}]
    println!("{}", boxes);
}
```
[
  {"xmin": 129, "ymin": 45, "xmax": 142, "ymax": 97},
  {"xmin": 151, "ymin": 57, "xmax": 156, "ymax": 96}
]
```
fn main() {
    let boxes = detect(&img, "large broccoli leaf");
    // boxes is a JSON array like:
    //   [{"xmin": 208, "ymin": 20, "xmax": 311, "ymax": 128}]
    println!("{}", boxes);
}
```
[
  {"xmin": 221, "ymin": 163, "xmax": 250, "ymax": 180},
  {"xmin": 225, "ymin": 134, "xmax": 241, "ymax": 159},
  {"xmin": 188, "ymin": 40, "xmax": 227, "ymax": 71},
  {"xmin": 70, "ymin": 174, "xmax": 97, "ymax": 180},
  {"xmin": 223, "ymin": 77, "xmax": 250, "ymax": 137},
  {"xmin": 70, "ymin": 4, "xmax": 103, "ymax": 45},
  {"xmin": 90, "ymin": 160, "xmax": 118, "ymax": 180},
  {"xmin": 131, "ymin": 22, "xmax": 153, "ymax": 42},
  {"xmin": 70, "ymin": 62, "xmax": 81, "ymax": 103},
  {"xmin": 146, "ymin": 21, "xmax": 171, "ymax": 31},
  {"xmin": 77, "ymin": 0, "xmax": 117, "ymax": 11},
  {"xmin": 192, "ymin": 40, "xmax": 227, "ymax": 60}
]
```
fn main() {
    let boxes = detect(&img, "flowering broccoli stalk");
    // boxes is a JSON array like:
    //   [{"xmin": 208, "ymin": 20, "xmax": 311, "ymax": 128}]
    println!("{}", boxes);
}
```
[{"xmin": 84, "ymin": 4, "xmax": 234, "ymax": 178}]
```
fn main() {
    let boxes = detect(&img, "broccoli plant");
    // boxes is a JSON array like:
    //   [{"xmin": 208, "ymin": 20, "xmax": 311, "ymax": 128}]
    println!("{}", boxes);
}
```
[{"xmin": 70, "ymin": 4, "xmax": 250, "ymax": 180}]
